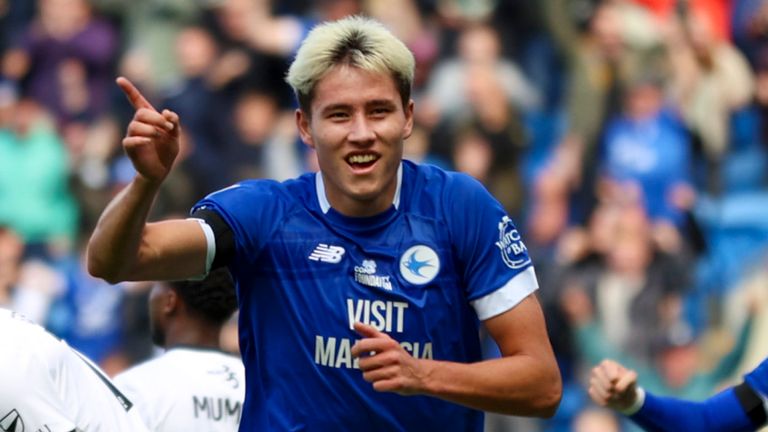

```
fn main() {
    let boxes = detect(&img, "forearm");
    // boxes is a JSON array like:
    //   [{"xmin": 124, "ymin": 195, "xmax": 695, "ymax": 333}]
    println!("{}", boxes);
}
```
[
  {"xmin": 418, "ymin": 353, "xmax": 561, "ymax": 417},
  {"xmin": 87, "ymin": 176, "xmax": 160, "ymax": 282},
  {"xmin": 629, "ymin": 388, "xmax": 755, "ymax": 432}
]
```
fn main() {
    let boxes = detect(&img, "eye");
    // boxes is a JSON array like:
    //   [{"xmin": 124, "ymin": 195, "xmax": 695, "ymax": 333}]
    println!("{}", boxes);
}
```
[
  {"xmin": 328, "ymin": 111, "xmax": 349, "ymax": 120},
  {"xmin": 370, "ymin": 107, "xmax": 392, "ymax": 117}
]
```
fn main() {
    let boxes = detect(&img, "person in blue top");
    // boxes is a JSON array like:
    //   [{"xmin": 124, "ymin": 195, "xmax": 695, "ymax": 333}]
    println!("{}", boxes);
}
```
[
  {"xmin": 589, "ymin": 357, "xmax": 768, "ymax": 431},
  {"xmin": 87, "ymin": 15, "xmax": 562, "ymax": 431}
]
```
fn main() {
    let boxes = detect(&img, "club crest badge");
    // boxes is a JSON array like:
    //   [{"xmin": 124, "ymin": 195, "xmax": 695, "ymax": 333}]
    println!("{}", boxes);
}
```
[{"xmin": 400, "ymin": 245, "xmax": 440, "ymax": 285}]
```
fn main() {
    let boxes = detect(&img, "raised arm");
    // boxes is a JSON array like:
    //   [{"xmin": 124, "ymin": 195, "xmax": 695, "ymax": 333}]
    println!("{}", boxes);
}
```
[
  {"xmin": 87, "ymin": 77, "xmax": 208, "ymax": 283},
  {"xmin": 351, "ymin": 294, "xmax": 562, "ymax": 417}
]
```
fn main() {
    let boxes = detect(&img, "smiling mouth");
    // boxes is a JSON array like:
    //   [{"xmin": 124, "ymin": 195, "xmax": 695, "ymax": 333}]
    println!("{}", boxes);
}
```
[{"xmin": 346, "ymin": 154, "xmax": 379, "ymax": 169}]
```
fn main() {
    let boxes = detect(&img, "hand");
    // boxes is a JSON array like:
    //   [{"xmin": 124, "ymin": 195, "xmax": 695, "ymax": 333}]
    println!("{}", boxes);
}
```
[
  {"xmin": 351, "ymin": 322, "xmax": 427, "ymax": 395},
  {"xmin": 116, "ymin": 77, "xmax": 180, "ymax": 184},
  {"xmin": 589, "ymin": 359, "xmax": 639, "ymax": 412}
]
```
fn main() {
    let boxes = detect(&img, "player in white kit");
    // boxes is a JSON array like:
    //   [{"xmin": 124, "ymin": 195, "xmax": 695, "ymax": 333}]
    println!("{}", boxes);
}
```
[
  {"xmin": 0, "ymin": 308, "xmax": 148, "ymax": 432},
  {"xmin": 114, "ymin": 268, "xmax": 244, "ymax": 431}
]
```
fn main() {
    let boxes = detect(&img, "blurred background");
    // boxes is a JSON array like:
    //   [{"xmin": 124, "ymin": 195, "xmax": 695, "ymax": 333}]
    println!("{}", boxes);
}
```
[{"xmin": 1, "ymin": 0, "xmax": 767, "ymax": 430}]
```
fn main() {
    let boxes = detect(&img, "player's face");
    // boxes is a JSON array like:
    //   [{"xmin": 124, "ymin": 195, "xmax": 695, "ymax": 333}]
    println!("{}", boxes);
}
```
[{"xmin": 297, "ymin": 65, "xmax": 414, "ymax": 217}]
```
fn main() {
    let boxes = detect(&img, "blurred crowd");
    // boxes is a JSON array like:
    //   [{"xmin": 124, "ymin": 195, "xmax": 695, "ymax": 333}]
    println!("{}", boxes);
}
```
[{"xmin": 1, "ymin": 0, "xmax": 768, "ymax": 431}]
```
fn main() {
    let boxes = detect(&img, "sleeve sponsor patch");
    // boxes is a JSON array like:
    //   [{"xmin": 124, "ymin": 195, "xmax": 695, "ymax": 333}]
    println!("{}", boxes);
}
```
[{"xmin": 495, "ymin": 216, "xmax": 530, "ymax": 270}]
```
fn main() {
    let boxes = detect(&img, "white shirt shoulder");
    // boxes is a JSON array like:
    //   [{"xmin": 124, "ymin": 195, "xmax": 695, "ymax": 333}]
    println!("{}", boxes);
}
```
[
  {"xmin": 115, "ymin": 348, "xmax": 245, "ymax": 432},
  {"xmin": 0, "ymin": 309, "xmax": 148, "ymax": 432}
]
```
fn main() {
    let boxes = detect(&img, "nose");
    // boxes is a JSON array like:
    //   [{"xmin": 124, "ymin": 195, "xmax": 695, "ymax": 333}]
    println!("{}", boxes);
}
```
[{"xmin": 347, "ymin": 113, "xmax": 376, "ymax": 144}]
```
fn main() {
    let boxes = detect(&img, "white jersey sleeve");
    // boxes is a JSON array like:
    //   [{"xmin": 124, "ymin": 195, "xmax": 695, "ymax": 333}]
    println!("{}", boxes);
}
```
[
  {"xmin": 0, "ymin": 309, "xmax": 149, "ymax": 432},
  {"xmin": 114, "ymin": 348, "xmax": 245, "ymax": 432}
]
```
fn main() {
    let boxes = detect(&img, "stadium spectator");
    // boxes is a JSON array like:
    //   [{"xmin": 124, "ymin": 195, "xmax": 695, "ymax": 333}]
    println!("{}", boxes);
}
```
[
  {"xmin": 225, "ymin": 88, "xmax": 282, "ymax": 183},
  {"xmin": 421, "ymin": 22, "xmax": 540, "ymax": 126},
  {"xmin": 0, "ymin": 308, "xmax": 148, "ymax": 431},
  {"xmin": 366, "ymin": 0, "xmax": 441, "ymax": 91},
  {"xmin": 161, "ymin": 25, "xmax": 232, "ymax": 201},
  {"xmin": 542, "ymin": 0, "xmax": 667, "ymax": 223},
  {"xmin": 570, "ymin": 291, "xmax": 755, "ymax": 401},
  {"xmin": 202, "ymin": 0, "xmax": 357, "ymax": 108},
  {"xmin": 419, "ymin": 23, "xmax": 537, "ymax": 217},
  {"xmin": 732, "ymin": 0, "xmax": 768, "ymax": 68},
  {"xmin": 664, "ymin": 4, "xmax": 754, "ymax": 194},
  {"xmin": 0, "ymin": 225, "xmax": 65, "ymax": 326},
  {"xmin": 95, "ymin": 0, "xmax": 209, "ymax": 96},
  {"xmin": 558, "ymin": 202, "xmax": 691, "ymax": 366},
  {"xmin": 114, "ymin": 268, "xmax": 244, "ymax": 431},
  {"xmin": 599, "ymin": 71, "xmax": 694, "ymax": 234},
  {"xmin": 1, "ymin": 0, "xmax": 118, "ymax": 127},
  {"xmin": 87, "ymin": 15, "xmax": 562, "ymax": 431},
  {"xmin": 589, "ymin": 357, "xmax": 768, "ymax": 431},
  {"xmin": 0, "ymin": 88, "xmax": 79, "ymax": 252}
]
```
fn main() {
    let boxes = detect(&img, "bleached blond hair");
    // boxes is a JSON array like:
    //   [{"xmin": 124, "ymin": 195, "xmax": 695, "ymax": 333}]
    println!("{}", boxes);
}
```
[{"xmin": 285, "ymin": 15, "xmax": 415, "ymax": 114}]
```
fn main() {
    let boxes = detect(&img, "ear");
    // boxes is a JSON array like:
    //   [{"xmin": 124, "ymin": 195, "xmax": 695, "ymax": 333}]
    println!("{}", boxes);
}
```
[
  {"xmin": 163, "ymin": 289, "xmax": 179, "ymax": 315},
  {"xmin": 402, "ymin": 100, "xmax": 415, "ymax": 140},
  {"xmin": 295, "ymin": 109, "xmax": 315, "ymax": 149}
]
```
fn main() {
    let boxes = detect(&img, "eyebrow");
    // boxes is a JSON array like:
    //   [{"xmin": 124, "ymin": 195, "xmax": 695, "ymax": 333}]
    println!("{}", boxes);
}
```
[{"xmin": 367, "ymin": 99, "xmax": 397, "ymax": 109}]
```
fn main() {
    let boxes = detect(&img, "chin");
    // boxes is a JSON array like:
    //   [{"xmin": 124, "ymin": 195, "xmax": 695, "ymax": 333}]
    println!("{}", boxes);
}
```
[
  {"xmin": 343, "ymin": 177, "xmax": 382, "ymax": 196},
  {"xmin": 347, "ymin": 187, "xmax": 382, "ymax": 202}
]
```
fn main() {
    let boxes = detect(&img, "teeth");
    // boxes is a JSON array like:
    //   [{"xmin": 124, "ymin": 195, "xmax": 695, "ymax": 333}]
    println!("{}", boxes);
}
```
[{"xmin": 348, "ymin": 154, "xmax": 377, "ymax": 164}]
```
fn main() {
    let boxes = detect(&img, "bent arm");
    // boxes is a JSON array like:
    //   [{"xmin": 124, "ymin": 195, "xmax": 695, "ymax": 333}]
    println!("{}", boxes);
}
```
[
  {"xmin": 88, "ymin": 77, "xmax": 208, "ymax": 283},
  {"xmin": 419, "ymin": 294, "xmax": 562, "ymax": 416},
  {"xmin": 87, "ymin": 176, "xmax": 208, "ymax": 282}
]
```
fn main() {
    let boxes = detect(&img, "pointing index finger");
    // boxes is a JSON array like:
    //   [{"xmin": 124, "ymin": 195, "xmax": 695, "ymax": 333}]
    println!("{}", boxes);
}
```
[
  {"xmin": 116, "ymin": 76, "xmax": 156, "ymax": 111},
  {"xmin": 353, "ymin": 322, "xmax": 383, "ymax": 338}
]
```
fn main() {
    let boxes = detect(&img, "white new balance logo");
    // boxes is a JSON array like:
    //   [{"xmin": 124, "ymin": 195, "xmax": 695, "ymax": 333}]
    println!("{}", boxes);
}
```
[{"xmin": 308, "ymin": 244, "xmax": 346, "ymax": 263}]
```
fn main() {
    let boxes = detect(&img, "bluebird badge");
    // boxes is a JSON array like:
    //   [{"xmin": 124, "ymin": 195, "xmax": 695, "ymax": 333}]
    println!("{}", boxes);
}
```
[{"xmin": 399, "ymin": 245, "xmax": 440, "ymax": 285}]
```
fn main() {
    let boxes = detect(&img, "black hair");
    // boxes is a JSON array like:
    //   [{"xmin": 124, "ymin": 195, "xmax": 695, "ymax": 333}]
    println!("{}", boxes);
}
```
[{"xmin": 169, "ymin": 268, "xmax": 238, "ymax": 326}]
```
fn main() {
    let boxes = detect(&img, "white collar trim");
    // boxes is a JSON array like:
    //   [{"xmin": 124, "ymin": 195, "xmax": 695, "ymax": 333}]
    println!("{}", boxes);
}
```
[{"xmin": 315, "ymin": 163, "xmax": 403, "ymax": 214}]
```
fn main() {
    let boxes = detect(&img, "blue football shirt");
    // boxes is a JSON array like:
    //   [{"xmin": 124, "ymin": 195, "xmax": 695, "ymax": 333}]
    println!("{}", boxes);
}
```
[{"xmin": 192, "ymin": 160, "xmax": 538, "ymax": 431}]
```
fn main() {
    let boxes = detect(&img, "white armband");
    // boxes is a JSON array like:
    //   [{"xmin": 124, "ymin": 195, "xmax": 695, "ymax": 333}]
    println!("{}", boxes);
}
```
[
  {"xmin": 187, "ymin": 218, "xmax": 216, "ymax": 280},
  {"xmin": 619, "ymin": 387, "xmax": 646, "ymax": 416}
]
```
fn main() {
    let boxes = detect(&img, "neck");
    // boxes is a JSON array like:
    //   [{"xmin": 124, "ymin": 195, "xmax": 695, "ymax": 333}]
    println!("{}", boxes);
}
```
[
  {"xmin": 319, "ymin": 163, "xmax": 401, "ymax": 217},
  {"xmin": 329, "ymin": 191, "xmax": 395, "ymax": 217},
  {"xmin": 163, "ymin": 318, "xmax": 222, "ymax": 351}
]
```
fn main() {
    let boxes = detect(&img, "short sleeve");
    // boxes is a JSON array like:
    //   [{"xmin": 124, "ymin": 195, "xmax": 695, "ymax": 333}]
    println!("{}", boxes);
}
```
[
  {"xmin": 191, "ymin": 180, "xmax": 290, "ymax": 265},
  {"xmin": 443, "ymin": 173, "xmax": 538, "ymax": 320}
]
